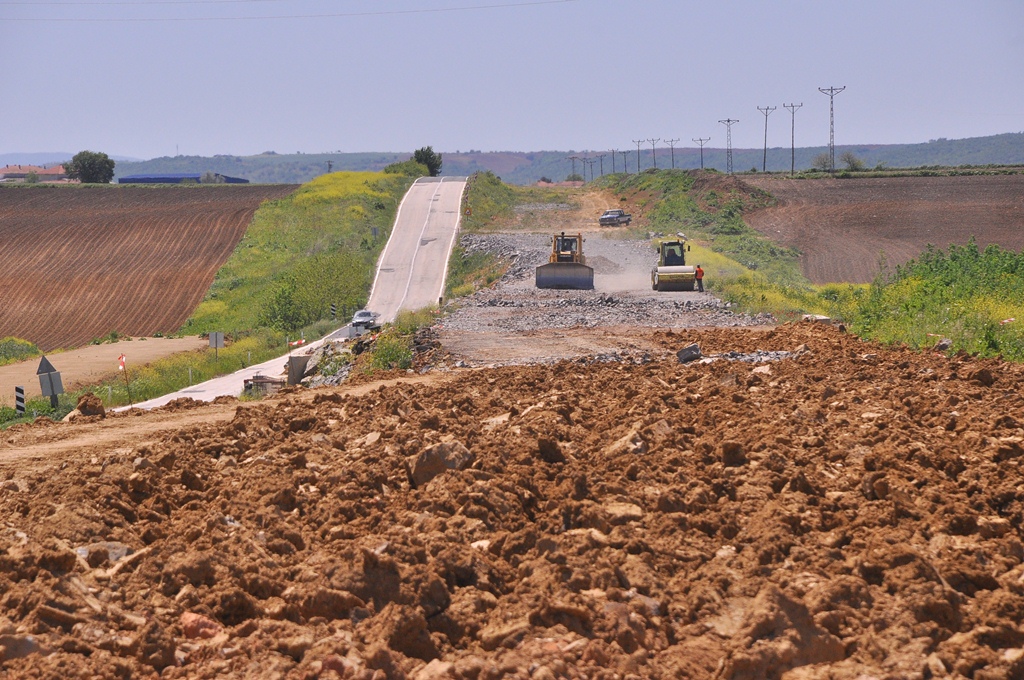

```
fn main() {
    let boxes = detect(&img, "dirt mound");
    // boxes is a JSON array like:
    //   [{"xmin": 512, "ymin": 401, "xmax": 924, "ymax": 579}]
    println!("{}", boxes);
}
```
[
  {"xmin": 743, "ymin": 175, "xmax": 1024, "ymax": 284},
  {"xmin": 3, "ymin": 322, "xmax": 1024, "ymax": 677}
]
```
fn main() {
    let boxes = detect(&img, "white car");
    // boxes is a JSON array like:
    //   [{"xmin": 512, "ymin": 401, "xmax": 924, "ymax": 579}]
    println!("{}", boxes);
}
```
[{"xmin": 351, "ymin": 309, "xmax": 379, "ymax": 329}]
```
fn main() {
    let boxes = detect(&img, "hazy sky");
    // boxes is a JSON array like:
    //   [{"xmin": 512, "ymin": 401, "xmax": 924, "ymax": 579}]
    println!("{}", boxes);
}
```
[{"xmin": 3, "ymin": 0, "xmax": 1022, "ymax": 160}]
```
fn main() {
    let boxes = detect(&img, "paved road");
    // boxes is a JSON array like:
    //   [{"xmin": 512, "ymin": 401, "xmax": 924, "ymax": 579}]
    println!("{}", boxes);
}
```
[
  {"xmin": 367, "ymin": 176, "xmax": 467, "ymax": 322},
  {"xmin": 123, "ymin": 176, "xmax": 466, "ymax": 410}
]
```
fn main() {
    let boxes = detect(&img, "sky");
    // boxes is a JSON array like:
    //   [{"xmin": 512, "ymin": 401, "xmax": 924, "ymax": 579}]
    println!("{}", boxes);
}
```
[{"xmin": 2, "ymin": 0, "xmax": 1022, "ymax": 160}]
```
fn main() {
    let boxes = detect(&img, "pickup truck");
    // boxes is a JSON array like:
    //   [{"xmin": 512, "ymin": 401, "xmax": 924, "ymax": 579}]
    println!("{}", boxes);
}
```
[{"xmin": 599, "ymin": 209, "xmax": 632, "ymax": 226}]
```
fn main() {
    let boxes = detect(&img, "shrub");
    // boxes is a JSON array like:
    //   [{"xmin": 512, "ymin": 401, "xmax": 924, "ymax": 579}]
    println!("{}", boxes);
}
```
[{"xmin": 0, "ymin": 337, "xmax": 39, "ymax": 366}]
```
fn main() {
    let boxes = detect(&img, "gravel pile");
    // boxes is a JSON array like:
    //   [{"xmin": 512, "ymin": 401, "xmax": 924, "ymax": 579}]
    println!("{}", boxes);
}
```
[{"xmin": 446, "ymin": 233, "xmax": 775, "ymax": 333}]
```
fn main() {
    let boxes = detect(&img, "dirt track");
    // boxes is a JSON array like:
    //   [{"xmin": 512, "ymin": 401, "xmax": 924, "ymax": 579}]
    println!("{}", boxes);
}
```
[
  {"xmin": 742, "ymin": 175, "xmax": 1024, "ymax": 284},
  {"xmin": 0, "ymin": 336, "xmax": 207, "ymax": 407}
]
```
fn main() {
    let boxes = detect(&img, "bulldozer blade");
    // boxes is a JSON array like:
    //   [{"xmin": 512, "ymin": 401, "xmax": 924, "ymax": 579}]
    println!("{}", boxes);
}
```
[{"xmin": 536, "ymin": 263, "xmax": 595, "ymax": 290}]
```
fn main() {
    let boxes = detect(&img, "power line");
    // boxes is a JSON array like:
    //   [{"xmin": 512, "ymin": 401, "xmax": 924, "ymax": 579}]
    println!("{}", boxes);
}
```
[
  {"xmin": 757, "ymin": 105, "xmax": 776, "ymax": 172},
  {"xmin": 610, "ymin": 149, "xmax": 617, "ymax": 174},
  {"xmin": 1, "ymin": 0, "xmax": 579, "ymax": 22},
  {"xmin": 597, "ymin": 153, "xmax": 606, "ymax": 177},
  {"xmin": 647, "ymin": 138, "xmax": 660, "ymax": 169},
  {"xmin": 818, "ymin": 85, "xmax": 846, "ymax": 174},
  {"xmin": 664, "ymin": 138, "xmax": 679, "ymax": 169},
  {"xmin": 718, "ymin": 119, "xmax": 738, "ymax": 174},
  {"xmin": 566, "ymin": 155, "xmax": 579, "ymax": 179},
  {"xmin": 618, "ymin": 149, "xmax": 630, "ymax": 175},
  {"xmin": 692, "ymin": 137, "xmax": 710, "ymax": 170},
  {"xmin": 632, "ymin": 139, "xmax": 643, "ymax": 173},
  {"xmin": 783, "ymin": 102, "xmax": 803, "ymax": 176}
]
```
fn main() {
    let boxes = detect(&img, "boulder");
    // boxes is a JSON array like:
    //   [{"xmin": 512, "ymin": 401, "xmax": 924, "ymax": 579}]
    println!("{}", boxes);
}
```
[
  {"xmin": 407, "ymin": 441, "xmax": 473, "ymax": 487},
  {"xmin": 77, "ymin": 393, "xmax": 106, "ymax": 418}
]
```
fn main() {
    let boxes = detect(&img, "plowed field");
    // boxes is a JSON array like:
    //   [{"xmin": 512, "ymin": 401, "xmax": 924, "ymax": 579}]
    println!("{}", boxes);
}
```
[
  {"xmin": 3, "ymin": 323, "xmax": 1024, "ymax": 678},
  {"xmin": 0, "ymin": 185, "xmax": 297, "ymax": 351},
  {"xmin": 743, "ymin": 175, "xmax": 1024, "ymax": 284}
]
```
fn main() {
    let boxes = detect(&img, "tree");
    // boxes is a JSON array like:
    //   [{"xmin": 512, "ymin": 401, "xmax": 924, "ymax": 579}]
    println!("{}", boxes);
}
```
[
  {"xmin": 201, "ymin": 171, "xmax": 225, "ymax": 184},
  {"xmin": 413, "ymin": 146, "xmax": 442, "ymax": 177},
  {"xmin": 66, "ymin": 150, "xmax": 115, "ymax": 183},
  {"xmin": 811, "ymin": 153, "xmax": 831, "ymax": 172},
  {"xmin": 383, "ymin": 159, "xmax": 429, "ymax": 177},
  {"xmin": 566, "ymin": 173, "xmax": 584, "ymax": 182},
  {"xmin": 840, "ymin": 151, "xmax": 865, "ymax": 171}
]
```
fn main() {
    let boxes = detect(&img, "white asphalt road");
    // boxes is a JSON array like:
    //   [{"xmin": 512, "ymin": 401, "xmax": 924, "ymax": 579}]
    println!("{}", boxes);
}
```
[
  {"xmin": 122, "ymin": 176, "xmax": 466, "ymax": 411},
  {"xmin": 367, "ymin": 176, "xmax": 467, "ymax": 322}
]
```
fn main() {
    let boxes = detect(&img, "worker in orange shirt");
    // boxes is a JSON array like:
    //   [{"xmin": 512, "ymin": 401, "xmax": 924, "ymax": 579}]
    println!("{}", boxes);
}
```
[{"xmin": 695, "ymin": 264, "xmax": 704, "ymax": 292}]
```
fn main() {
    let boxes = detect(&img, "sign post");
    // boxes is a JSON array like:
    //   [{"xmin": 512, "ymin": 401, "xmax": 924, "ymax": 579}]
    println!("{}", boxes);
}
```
[
  {"xmin": 36, "ymin": 356, "xmax": 63, "ymax": 409},
  {"xmin": 15, "ymin": 386, "xmax": 25, "ymax": 414},
  {"xmin": 118, "ymin": 354, "xmax": 133, "ymax": 408},
  {"xmin": 209, "ymin": 332, "xmax": 225, "ymax": 360}
]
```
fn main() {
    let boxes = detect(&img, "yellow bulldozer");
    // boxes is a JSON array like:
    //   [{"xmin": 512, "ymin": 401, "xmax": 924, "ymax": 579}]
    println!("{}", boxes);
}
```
[
  {"xmin": 651, "ymin": 237, "xmax": 696, "ymax": 291},
  {"xmin": 535, "ymin": 232, "xmax": 594, "ymax": 289}
]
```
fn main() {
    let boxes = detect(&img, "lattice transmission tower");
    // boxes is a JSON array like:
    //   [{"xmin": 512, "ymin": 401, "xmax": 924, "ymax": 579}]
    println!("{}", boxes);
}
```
[
  {"xmin": 818, "ymin": 85, "xmax": 846, "ymax": 174},
  {"xmin": 718, "ymin": 119, "xmax": 738, "ymax": 174}
]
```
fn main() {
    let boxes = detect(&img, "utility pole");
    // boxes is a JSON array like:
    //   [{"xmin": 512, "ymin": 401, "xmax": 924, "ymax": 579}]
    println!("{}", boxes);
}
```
[
  {"xmin": 647, "ymin": 138, "xmax": 660, "ymax": 169},
  {"xmin": 619, "ymin": 149, "xmax": 630, "ymax": 175},
  {"xmin": 783, "ymin": 102, "xmax": 803, "ymax": 176},
  {"xmin": 326, "ymin": 160, "xmax": 333, "ymax": 173},
  {"xmin": 611, "ymin": 149, "xmax": 617, "ymax": 174},
  {"xmin": 586, "ymin": 158, "xmax": 597, "ymax": 182},
  {"xmin": 692, "ymin": 137, "xmax": 710, "ymax": 170},
  {"xmin": 633, "ymin": 139, "xmax": 644, "ymax": 173},
  {"xmin": 757, "ymin": 106, "xmax": 776, "ymax": 172},
  {"xmin": 818, "ymin": 85, "xmax": 846, "ymax": 174},
  {"xmin": 665, "ymin": 138, "xmax": 680, "ymax": 168},
  {"xmin": 567, "ymin": 155, "xmax": 580, "ymax": 180},
  {"xmin": 718, "ymin": 119, "xmax": 738, "ymax": 174},
  {"xmin": 597, "ymin": 153, "xmax": 607, "ymax": 176}
]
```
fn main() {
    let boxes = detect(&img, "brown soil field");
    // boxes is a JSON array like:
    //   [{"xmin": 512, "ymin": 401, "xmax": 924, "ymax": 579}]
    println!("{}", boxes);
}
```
[
  {"xmin": 742, "ymin": 175, "xmax": 1024, "ymax": 284},
  {"xmin": 0, "ymin": 185, "xmax": 298, "ymax": 351},
  {"xmin": 4, "ymin": 322, "xmax": 1024, "ymax": 678}
]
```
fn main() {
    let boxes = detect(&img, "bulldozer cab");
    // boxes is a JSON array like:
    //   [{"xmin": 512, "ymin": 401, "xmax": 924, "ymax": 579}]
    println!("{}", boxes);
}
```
[
  {"xmin": 664, "ymin": 244, "xmax": 684, "ymax": 266},
  {"xmin": 554, "ymin": 234, "xmax": 580, "ymax": 262}
]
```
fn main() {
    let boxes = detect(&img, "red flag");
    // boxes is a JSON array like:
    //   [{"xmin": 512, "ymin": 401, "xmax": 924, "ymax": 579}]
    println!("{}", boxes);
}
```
[{"xmin": 118, "ymin": 354, "xmax": 126, "ymax": 371}]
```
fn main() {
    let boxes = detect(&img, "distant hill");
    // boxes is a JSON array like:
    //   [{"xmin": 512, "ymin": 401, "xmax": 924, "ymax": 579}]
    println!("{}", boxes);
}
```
[
  {"xmin": 111, "ymin": 133, "xmax": 1024, "ymax": 185},
  {"xmin": 0, "ymin": 152, "xmax": 142, "ymax": 166}
]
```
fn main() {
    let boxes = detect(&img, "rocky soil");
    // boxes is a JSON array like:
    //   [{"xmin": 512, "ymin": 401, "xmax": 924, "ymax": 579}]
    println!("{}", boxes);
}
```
[{"xmin": 3, "ymin": 321, "xmax": 1024, "ymax": 679}]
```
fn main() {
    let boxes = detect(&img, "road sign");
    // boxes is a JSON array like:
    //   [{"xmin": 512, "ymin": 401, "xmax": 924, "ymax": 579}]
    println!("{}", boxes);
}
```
[
  {"xmin": 38, "ymin": 358, "xmax": 64, "ymax": 408},
  {"xmin": 15, "ymin": 386, "xmax": 25, "ymax": 414},
  {"xmin": 209, "ymin": 332, "xmax": 225, "ymax": 349},
  {"xmin": 36, "ymin": 356, "xmax": 57, "ymax": 375}
]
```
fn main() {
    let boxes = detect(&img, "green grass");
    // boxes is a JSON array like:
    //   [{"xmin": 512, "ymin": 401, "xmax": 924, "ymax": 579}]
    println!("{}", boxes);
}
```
[
  {"xmin": 187, "ymin": 170, "xmax": 416, "ymax": 334},
  {"xmin": 850, "ymin": 239, "xmax": 1024, "ymax": 359},
  {"xmin": 0, "ymin": 337, "xmax": 40, "ymax": 367},
  {"xmin": 460, "ymin": 171, "xmax": 518, "ymax": 233}
]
